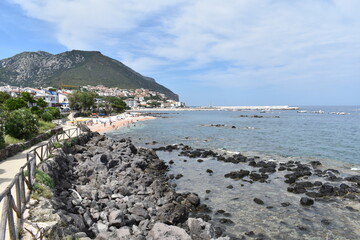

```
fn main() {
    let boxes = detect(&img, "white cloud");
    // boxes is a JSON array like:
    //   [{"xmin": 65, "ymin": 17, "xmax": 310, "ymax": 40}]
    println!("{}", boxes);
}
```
[{"xmin": 10, "ymin": 0, "xmax": 360, "ymax": 93}]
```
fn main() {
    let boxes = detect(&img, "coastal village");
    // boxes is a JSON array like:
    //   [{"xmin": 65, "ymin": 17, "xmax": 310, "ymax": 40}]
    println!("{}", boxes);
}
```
[{"xmin": 0, "ymin": 84, "xmax": 185, "ymax": 110}]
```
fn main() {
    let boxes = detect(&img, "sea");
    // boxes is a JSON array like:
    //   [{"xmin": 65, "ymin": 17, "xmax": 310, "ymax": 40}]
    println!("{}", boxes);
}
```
[{"xmin": 107, "ymin": 106, "xmax": 360, "ymax": 239}]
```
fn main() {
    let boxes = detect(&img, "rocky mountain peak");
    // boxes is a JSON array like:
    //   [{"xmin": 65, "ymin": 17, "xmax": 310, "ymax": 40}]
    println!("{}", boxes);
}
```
[{"xmin": 0, "ymin": 50, "xmax": 178, "ymax": 100}]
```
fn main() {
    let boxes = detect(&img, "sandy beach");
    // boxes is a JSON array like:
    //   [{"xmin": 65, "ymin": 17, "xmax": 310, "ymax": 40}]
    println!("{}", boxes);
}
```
[
  {"xmin": 85, "ymin": 115, "xmax": 156, "ymax": 133},
  {"xmin": 66, "ymin": 116, "xmax": 155, "ymax": 133}
]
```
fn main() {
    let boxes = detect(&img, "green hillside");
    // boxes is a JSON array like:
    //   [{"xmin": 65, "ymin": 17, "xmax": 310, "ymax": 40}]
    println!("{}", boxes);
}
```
[{"xmin": 0, "ymin": 50, "xmax": 178, "ymax": 100}]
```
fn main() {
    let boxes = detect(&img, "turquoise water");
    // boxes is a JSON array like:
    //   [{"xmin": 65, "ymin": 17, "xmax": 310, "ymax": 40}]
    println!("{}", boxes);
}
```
[{"xmin": 108, "ymin": 106, "xmax": 360, "ymax": 167}]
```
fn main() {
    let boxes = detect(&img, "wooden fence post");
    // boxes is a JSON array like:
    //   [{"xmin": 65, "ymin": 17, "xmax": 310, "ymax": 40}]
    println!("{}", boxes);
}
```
[
  {"xmin": 15, "ymin": 178, "xmax": 22, "ymax": 227},
  {"xmin": 0, "ymin": 196, "xmax": 8, "ymax": 240},
  {"xmin": 7, "ymin": 194, "xmax": 16, "ymax": 240}
]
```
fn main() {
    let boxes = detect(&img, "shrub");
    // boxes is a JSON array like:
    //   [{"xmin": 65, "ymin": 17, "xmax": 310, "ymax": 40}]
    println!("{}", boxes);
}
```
[
  {"xmin": 4, "ymin": 98, "xmax": 27, "ymax": 110},
  {"xmin": 32, "ymin": 183, "xmax": 53, "ymax": 199},
  {"xmin": 0, "ymin": 118, "xmax": 5, "ymax": 148},
  {"xmin": 53, "ymin": 142, "xmax": 62, "ymax": 149},
  {"xmin": 46, "ymin": 107, "xmax": 61, "ymax": 119},
  {"xmin": 5, "ymin": 109, "xmax": 39, "ymax": 140},
  {"xmin": 31, "ymin": 106, "xmax": 43, "ymax": 117},
  {"xmin": 35, "ymin": 169, "xmax": 55, "ymax": 188},
  {"xmin": 42, "ymin": 112, "xmax": 53, "ymax": 122},
  {"xmin": 31, "ymin": 170, "xmax": 54, "ymax": 200}
]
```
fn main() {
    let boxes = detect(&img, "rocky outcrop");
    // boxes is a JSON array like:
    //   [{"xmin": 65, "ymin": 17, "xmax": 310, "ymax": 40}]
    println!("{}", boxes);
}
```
[{"xmin": 27, "ymin": 133, "xmax": 226, "ymax": 239}]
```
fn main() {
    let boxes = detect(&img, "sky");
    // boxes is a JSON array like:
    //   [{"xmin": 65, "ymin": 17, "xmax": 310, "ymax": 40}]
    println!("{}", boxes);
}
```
[{"xmin": 0, "ymin": 0, "xmax": 359, "ymax": 106}]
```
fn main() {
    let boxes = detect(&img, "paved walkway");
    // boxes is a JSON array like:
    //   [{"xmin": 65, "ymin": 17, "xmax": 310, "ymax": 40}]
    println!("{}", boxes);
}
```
[
  {"xmin": 0, "ymin": 125, "xmax": 79, "ymax": 239},
  {"xmin": 0, "ymin": 125, "xmax": 74, "ymax": 194}
]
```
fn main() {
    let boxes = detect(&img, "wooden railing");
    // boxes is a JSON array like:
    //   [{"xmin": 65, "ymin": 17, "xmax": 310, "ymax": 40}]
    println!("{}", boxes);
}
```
[{"xmin": 0, "ymin": 125, "xmax": 87, "ymax": 240}]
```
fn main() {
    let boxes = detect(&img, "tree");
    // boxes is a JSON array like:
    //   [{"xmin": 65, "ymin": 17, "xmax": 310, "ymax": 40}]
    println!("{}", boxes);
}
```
[
  {"xmin": 68, "ymin": 91, "xmax": 97, "ymax": 113},
  {"xmin": 104, "ymin": 96, "xmax": 128, "ymax": 113},
  {"xmin": 0, "ymin": 111, "xmax": 5, "ymax": 148},
  {"xmin": 148, "ymin": 101, "xmax": 161, "ymax": 108},
  {"xmin": 4, "ymin": 97, "xmax": 27, "ymax": 110},
  {"xmin": 41, "ymin": 112, "xmax": 53, "ymax": 122},
  {"xmin": 31, "ymin": 106, "xmax": 43, "ymax": 117},
  {"xmin": 0, "ymin": 92, "xmax": 11, "ymax": 104},
  {"xmin": 36, "ymin": 98, "xmax": 48, "ymax": 109},
  {"xmin": 46, "ymin": 107, "xmax": 61, "ymax": 119},
  {"xmin": 5, "ymin": 109, "xmax": 39, "ymax": 140},
  {"xmin": 20, "ymin": 92, "xmax": 36, "ymax": 107}
]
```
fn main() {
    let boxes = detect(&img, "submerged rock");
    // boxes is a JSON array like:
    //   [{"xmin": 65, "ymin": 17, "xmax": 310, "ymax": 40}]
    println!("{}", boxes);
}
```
[{"xmin": 300, "ymin": 197, "xmax": 314, "ymax": 206}]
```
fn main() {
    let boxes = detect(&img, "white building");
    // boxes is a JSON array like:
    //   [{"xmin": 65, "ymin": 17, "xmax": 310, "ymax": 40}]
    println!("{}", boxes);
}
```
[
  {"xmin": 58, "ymin": 91, "xmax": 70, "ymax": 109},
  {"xmin": 125, "ymin": 99, "xmax": 139, "ymax": 108},
  {"xmin": 35, "ymin": 91, "xmax": 58, "ymax": 107}
]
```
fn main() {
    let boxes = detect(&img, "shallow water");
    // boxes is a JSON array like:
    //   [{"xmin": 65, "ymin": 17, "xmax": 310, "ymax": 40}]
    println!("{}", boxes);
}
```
[
  {"xmin": 156, "ymin": 150, "xmax": 360, "ymax": 239},
  {"xmin": 107, "ymin": 106, "xmax": 360, "ymax": 239}
]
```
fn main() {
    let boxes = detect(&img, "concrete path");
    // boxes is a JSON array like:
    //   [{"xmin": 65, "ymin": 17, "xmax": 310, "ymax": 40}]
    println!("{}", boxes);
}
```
[
  {"xmin": 0, "ymin": 124, "xmax": 78, "ymax": 239},
  {"xmin": 0, "ymin": 124, "xmax": 74, "ymax": 193}
]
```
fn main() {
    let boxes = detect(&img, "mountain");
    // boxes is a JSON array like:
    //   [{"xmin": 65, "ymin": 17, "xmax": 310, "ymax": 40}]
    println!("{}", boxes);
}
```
[{"xmin": 0, "ymin": 50, "xmax": 178, "ymax": 100}]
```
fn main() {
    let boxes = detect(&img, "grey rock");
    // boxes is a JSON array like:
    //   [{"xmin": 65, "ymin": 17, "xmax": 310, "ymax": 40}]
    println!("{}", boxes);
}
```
[
  {"xmin": 129, "ymin": 205, "xmax": 149, "ymax": 218},
  {"xmin": 114, "ymin": 228, "xmax": 131, "ymax": 239},
  {"xmin": 94, "ymin": 222, "xmax": 108, "ymax": 233},
  {"xmin": 187, "ymin": 193, "xmax": 200, "ymax": 206},
  {"xmin": 108, "ymin": 210, "xmax": 125, "ymax": 227},
  {"xmin": 147, "ymin": 222, "xmax": 191, "ymax": 240},
  {"xmin": 187, "ymin": 218, "xmax": 215, "ymax": 240},
  {"xmin": 95, "ymin": 232, "xmax": 112, "ymax": 240},
  {"xmin": 300, "ymin": 197, "xmax": 314, "ymax": 206},
  {"xmin": 157, "ymin": 203, "xmax": 188, "ymax": 224}
]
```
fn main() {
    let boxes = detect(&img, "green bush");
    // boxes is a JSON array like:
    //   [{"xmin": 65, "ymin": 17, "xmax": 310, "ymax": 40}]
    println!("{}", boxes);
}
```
[
  {"xmin": 4, "ymin": 98, "xmax": 27, "ymax": 110},
  {"xmin": 42, "ymin": 112, "xmax": 53, "ymax": 122},
  {"xmin": 31, "ymin": 106, "xmax": 43, "ymax": 117},
  {"xmin": 46, "ymin": 107, "xmax": 61, "ymax": 119},
  {"xmin": 4, "ymin": 109, "xmax": 39, "ymax": 140},
  {"xmin": 0, "ymin": 118, "xmax": 5, "ymax": 148},
  {"xmin": 35, "ymin": 169, "xmax": 55, "ymax": 188},
  {"xmin": 32, "ymin": 183, "xmax": 53, "ymax": 199},
  {"xmin": 53, "ymin": 142, "xmax": 62, "ymax": 149}
]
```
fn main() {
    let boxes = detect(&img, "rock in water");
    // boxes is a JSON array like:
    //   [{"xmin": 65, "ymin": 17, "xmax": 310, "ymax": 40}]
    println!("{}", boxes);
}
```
[
  {"xmin": 253, "ymin": 198, "xmax": 265, "ymax": 205},
  {"xmin": 300, "ymin": 197, "xmax": 314, "ymax": 206}
]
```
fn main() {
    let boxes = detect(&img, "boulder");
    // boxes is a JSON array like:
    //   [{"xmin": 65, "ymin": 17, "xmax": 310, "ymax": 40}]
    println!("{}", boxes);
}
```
[
  {"xmin": 300, "ymin": 197, "xmax": 314, "ymax": 206},
  {"xmin": 147, "ymin": 222, "xmax": 191, "ymax": 240},
  {"xmin": 253, "ymin": 198, "xmax": 264, "ymax": 205},
  {"xmin": 187, "ymin": 193, "xmax": 200, "ymax": 206},
  {"xmin": 187, "ymin": 218, "xmax": 216, "ymax": 240},
  {"xmin": 108, "ymin": 210, "xmax": 125, "ymax": 227},
  {"xmin": 345, "ymin": 175, "xmax": 360, "ymax": 183},
  {"xmin": 156, "ymin": 203, "xmax": 188, "ymax": 224},
  {"xmin": 114, "ymin": 228, "xmax": 132, "ymax": 239},
  {"xmin": 319, "ymin": 184, "xmax": 335, "ymax": 196},
  {"xmin": 224, "ymin": 170, "xmax": 250, "ymax": 180}
]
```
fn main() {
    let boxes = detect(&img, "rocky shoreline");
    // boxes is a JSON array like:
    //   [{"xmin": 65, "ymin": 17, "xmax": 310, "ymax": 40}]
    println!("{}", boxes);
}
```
[
  {"xmin": 152, "ymin": 144, "xmax": 360, "ymax": 239},
  {"xmin": 26, "ymin": 131, "xmax": 229, "ymax": 239}
]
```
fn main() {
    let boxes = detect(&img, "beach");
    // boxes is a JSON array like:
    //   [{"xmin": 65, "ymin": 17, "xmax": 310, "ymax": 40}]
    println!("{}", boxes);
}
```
[{"xmin": 66, "ymin": 114, "xmax": 156, "ymax": 133}]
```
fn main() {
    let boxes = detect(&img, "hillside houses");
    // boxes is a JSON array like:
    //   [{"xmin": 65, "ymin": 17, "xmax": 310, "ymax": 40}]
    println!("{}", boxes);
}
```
[
  {"xmin": 0, "ymin": 85, "xmax": 185, "ymax": 110},
  {"xmin": 0, "ymin": 85, "xmax": 71, "ymax": 109}
]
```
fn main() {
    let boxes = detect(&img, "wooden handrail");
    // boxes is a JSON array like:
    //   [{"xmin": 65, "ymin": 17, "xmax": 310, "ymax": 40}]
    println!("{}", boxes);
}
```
[{"xmin": 0, "ymin": 125, "xmax": 86, "ymax": 240}]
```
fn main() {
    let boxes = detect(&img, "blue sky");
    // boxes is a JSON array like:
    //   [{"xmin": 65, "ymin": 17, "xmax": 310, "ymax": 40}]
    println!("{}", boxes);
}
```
[{"xmin": 1, "ymin": 0, "xmax": 359, "ymax": 106}]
